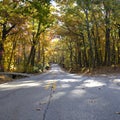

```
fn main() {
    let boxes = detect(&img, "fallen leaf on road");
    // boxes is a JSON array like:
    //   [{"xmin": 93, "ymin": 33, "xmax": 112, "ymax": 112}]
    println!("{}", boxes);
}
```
[
  {"xmin": 39, "ymin": 101, "xmax": 47, "ymax": 105},
  {"xmin": 116, "ymin": 112, "xmax": 120, "ymax": 114},
  {"xmin": 36, "ymin": 108, "xmax": 41, "ymax": 111},
  {"xmin": 81, "ymin": 88, "xmax": 85, "ymax": 89}
]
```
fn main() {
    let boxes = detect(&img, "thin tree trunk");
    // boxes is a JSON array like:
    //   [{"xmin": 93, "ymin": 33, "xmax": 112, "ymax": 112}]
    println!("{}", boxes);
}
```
[
  {"xmin": 69, "ymin": 40, "xmax": 73, "ymax": 68},
  {"xmin": 76, "ymin": 39, "xmax": 82, "ymax": 68},
  {"xmin": 82, "ymin": 34, "xmax": 88, "ymax": 67},
  {"xmin": 0, "ymin": 43, "xmax": 4, "ymax": 71},
  {"xmin": 118, "ymin": 27, "xmax": 120, "ymax": 64},
  {"xmin": 23, "ymin": 41, "xmax": 26, "ymax": 72},
  {"xmin": 104, "ymin": 27, "xmax": 111, "ymax": 65},
  {"xmin": 37, "ymin": 41, "xmax": 41, "ymax": 63},
  {"xmin": 42, "ymin": 43, "xmax": 45, "ymax": 72},
  {"xmin": 31, "ymin": 47, "xmax": 36, "ymax": 66},
  {"xmin": 91, "ymin": 29, "xmax": 100, "ymax": 67},
  {"xmin": 103, "ymin": 3, "xmax": 111, "ymax": 66},
  {"xmin": 92, "ymin": 12, "xmax": 103, "ymax": 66},
  {"xmin": 27, "ymin": 45, "xmax": 36, "ymax": 66},
  {"xmin": 84, "ymin": 9, "xmax": 94, "ymax": 69},
  {"xmin": 7, "ymin": 39, "xmax": 17, "ymax": 71}
]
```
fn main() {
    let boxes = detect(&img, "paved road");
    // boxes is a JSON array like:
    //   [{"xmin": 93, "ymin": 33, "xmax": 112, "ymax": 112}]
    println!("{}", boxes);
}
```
[{"xmin": 0, "ymin": 64, "xmax": 120, "ymax": 120}]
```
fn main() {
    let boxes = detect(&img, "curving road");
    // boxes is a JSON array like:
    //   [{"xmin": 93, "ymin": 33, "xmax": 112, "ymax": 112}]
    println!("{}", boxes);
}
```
[{"xmin": 0, "ymin": 64, "xmax": 120, "ymax": 120}]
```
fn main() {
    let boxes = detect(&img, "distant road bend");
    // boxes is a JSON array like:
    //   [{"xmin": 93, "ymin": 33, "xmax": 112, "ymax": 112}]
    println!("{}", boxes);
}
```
[{"xmin": 0, "ymin": 64, "xmax": 120, "ymax": 120}]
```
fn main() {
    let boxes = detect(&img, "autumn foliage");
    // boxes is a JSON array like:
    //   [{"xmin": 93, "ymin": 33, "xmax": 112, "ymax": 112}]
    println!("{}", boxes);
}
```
[{"xmin": 0, "ymin": 0, "xmax": 120, "ymax": 73}]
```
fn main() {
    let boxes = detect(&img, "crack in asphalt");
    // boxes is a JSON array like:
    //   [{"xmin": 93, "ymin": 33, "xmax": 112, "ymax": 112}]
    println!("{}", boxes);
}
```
[
  {"xmin": 42, "ymin": 71, "xmax": 66, "ymax": 120},
  {"xmin": 42, "ymin": 72, "xmax": 58, "ymax": 120},
  {"xmin": 43, "ymin": 86, "xmax": 55, "ymax": 120}
]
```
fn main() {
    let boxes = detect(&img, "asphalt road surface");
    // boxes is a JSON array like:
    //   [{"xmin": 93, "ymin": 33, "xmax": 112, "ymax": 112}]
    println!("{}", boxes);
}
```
[{"xmin": 0, "ymin": 64, "xmax": 120, "ymax": 120}]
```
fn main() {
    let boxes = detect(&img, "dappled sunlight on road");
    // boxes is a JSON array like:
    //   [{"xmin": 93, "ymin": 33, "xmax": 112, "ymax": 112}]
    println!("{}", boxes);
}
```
[
  {"xmin": 66, "ymin": 73, "xmax": 83, "ymax": 78},
  {"xmin": 0, "ymin": 80, "xmax": 43, "ymax": 91},
  {"xmin": 108, "ymin": 79, "xmax": 120, "ymax": 90},
  {"xmin": 82, "ymin": 80, "xmax": 106, "ymax": 88},
  {"xmin": 0, "ymin": 64, "xmax": 120, "ymax": 120},
  {"xmin": 60, "ymin": 84, "xmax": 71, "ymax": 88},
  {"xmin": 44, "ymin": 79, "xmax": 57, "ymax": 83},
  {"xmin": 113, "ymin": 79, "xmax": 120, "ymax": 83},
  {"xmin": 52, "ymin": 92, "xmax": 66, "ymax": 100},
  {"xmin": 59, "ymin": 79, "xmax": 81, "ymax": 83},
  {"xmin": 69, "ymin": 89, "xmax": 86, "ymax": 98}
]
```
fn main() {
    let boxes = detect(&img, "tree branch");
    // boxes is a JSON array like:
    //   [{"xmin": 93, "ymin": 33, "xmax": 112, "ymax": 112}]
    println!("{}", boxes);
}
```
[
  {"xmin": 6, "ymin": 24, "xmax": 16, "ymax": 35},
  {"xmin": 65, "ymin": 24, "xmax": 83, "ymax": 37}
]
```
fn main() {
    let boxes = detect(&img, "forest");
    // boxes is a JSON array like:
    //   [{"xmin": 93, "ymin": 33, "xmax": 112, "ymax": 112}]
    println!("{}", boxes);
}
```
[{"xmin": 0, "ymin": 0, "xmax": 120, "ymax": 73}]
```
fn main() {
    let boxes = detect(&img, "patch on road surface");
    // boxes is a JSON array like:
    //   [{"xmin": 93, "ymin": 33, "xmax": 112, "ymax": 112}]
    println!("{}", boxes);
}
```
[{"xmin": 44, "ymin": 81, "xmax": 57, "ymax": 90}]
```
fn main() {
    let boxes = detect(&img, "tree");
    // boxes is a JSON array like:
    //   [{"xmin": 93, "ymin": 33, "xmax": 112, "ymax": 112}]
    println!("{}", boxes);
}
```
[
  {"xmin": 25, "ymin": 0, "xmax": 52, "ymax": 71},
  {"xmin": 53, "ymin": 0, "xmax": 120, "ymax": 71},
  {"xmin": 0, "ymin": 0, "xmax": 26, "ymax": 71}
]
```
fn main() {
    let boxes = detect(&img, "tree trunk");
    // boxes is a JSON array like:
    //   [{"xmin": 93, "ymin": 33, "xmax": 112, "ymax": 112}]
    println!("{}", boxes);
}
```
[
  {"xmin": 103, "ymin": 3, "xmax": 111, "ymax": 66},
  {"xmin": 92, "ymin": 12, "xmax": 103, "ymax": 66},
  {"xmin": 0, "ymin": 24, "xmax": 6, "ymax": 72},
  {"xmin": 82, "ymin": 34, "xmax": 88, "ymax": 67},
  {"xmin": 27, "ymin": 45, "xmax": 36, "ymax": 67},
  {"xmin": 85, "ymin": 9, "xmax": 94, "ymax": 68},
  {"xmin": 42, "ymin": 43, "xmax": 45, "ymax": 72},
  {"xmin": 118, "ymin": 47, "xmax": 120, "ymax": 64},
  {"xmin": 0, "ymin": 23, "xmax": 16, "ymax": 71},
  {"xmin": 37, "ymin": 41, "xmax": 41, "ymax": 63},
  {"xmin": 31, "ymin": 47, "xmax": 36, "ymax": 66},
  {"xmin": 118, "ymin": 27, "xmax": 120, "ymax": 64},
  {"xmin": 91, "ymin": 29, "xmax": 100, "ymax": 67},
  {"xmin": 7, "ymin": 40, "xmax": 17, "ymax": 71},
  {"xmin": 76, "ymin": 39, "xmax": 82, "ymax": 68},
  {"xmin": 69, "ymin": 40, "xmax": 73, "ymax": 68},
  {"xmin": 104, "ymin": 26, "xmax": 111, "ymax": 66},
  {"xmin": 0, "ymin": 43, "xmax": 4, "ymax": 71}
]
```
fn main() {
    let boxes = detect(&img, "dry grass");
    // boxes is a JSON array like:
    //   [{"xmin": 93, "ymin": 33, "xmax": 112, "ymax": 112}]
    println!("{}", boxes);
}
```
[
  {"xmin": 78, "ymin": 66, "xmax": 120, "ymax": 76},
  {"xmin": 68, "ymin": 65, "xmax": 120, "ymax": 76},
  {"xmin": 92, "ymin": 66, "xmax": 119, "ymax": 74}
]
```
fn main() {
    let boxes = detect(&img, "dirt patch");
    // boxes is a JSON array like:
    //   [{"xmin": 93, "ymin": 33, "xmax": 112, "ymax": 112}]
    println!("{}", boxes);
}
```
[
  {"xmin": 0, "ymin": 75, "xmax": 13, "ymax": 84},
  {"xmin": 88, "ymin": 66, "xmax": 120, "ymax": 76},
  {"xmin": 69, "ymin": 66, "xmax": 120, "ymax": 76},
  {"xmin": 0, "ymin": 74, "xmax": 28, "ymax": 84}
]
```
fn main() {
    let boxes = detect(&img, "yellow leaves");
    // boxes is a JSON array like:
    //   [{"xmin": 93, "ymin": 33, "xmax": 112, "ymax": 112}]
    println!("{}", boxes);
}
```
[
  {"xmin": 52, "ymin": 38, "xmax": 59, "ymax": 42},
  {"xmin": 9, "ymin": 14, "xmax": 26, "ymax": 25},
  {"xmin": 0, "ymin": 19, "xmax": 5, "ymax": 24}
]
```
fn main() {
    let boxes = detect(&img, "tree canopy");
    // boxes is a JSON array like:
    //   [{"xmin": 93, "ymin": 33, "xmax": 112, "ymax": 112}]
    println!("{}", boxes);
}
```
[{"xmin": 0, "ymin": 0, "xmax": 120, "ymax": 73}]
